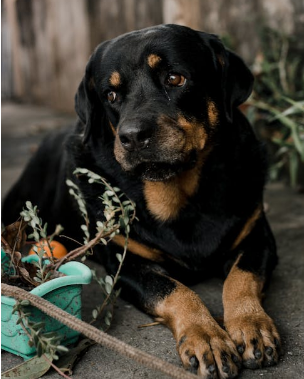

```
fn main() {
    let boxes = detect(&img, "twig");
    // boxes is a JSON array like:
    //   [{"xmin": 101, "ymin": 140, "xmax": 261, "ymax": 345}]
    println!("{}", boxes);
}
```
[
  {"xmin": 14, "ymin": 306, "xmax": 71, "ymax": 379},
  {"xmin": 53, "ymin": 225, "xmax": 119, "ymax": 271},
  {"xmin": 42, "ymin": 354, "xmax": 72, "ymax": 379},
  {"xmin": 90, "ymin": 233, "xmax": 128, "ymax": 324},
  {"xmin": 138, "ymin": 322, "xmax": 161, "ymax": 329},
  {"xmin": 2, "ymin": 284, "xmax": 196, "ymax": 379}
]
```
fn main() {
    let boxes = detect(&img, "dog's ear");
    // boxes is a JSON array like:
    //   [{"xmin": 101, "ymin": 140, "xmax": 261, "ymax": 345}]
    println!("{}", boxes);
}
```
[
  {"xmin": 75, "ymin": 42, "xmax": 110, "ymax": 144},
  {"xmin": 222, "ymin": 49, "xmax": 254, "ymax": 122},
  {"xmin": 75, "ymin": 54, "xmax": 98, "ymax": 144},
  {"xmin": 200, "ymin": 33, "xmax": 254, "ymax": 122}
]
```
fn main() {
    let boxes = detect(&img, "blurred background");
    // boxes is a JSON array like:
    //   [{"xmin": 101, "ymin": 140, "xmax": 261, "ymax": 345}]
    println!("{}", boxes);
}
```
[
  {"xmin": 1, "ymin": 3, "xmax": 304, "ymax": 378},
  {"xmin": 1, "ymin": 0, "xmax": 304, "ymax": 188}
]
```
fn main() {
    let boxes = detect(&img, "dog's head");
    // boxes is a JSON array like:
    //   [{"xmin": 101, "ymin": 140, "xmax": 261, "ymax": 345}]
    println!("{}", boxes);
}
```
[{"xmin": 75, "ymin": 24, "xmax": 253, "ymax": 181}]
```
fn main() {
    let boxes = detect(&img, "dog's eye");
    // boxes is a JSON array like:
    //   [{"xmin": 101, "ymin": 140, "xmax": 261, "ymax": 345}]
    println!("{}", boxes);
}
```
[
  {"xmin": 107, "ymin": 91, "xmax": 117, "ymax": 103},
  {"xmin": 166, "ymin": 73, "xmax": 186, "ymax": 87}
]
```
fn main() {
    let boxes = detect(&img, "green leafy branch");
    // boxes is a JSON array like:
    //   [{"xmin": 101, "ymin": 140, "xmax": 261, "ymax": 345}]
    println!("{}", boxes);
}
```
[
  {"xmin": 250, "ymin": 97, "xmax": 304, "ymax": 186},
  {"xmin": 248, "ymin": 27, "xmax": 304, "ymax": 187},
  {"xmin": 12, "ymin": 300, "xmax": 68, "ymax": 360},
  {"xmin": 20, "ymin": 202, "xmax": 64, "ymax": 285},
  {"xmin": 67, "ymin": 168, "xmax": 136, "ymax": 328}
]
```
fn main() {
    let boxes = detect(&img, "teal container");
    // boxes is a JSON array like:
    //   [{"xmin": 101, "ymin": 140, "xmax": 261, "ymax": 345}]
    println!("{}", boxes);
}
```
[{"xmin": 1, "ymin": 252, "xmax": 92, "ymax": 359}]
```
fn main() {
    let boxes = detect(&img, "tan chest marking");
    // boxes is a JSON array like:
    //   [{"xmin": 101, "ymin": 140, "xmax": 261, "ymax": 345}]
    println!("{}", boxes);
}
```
[{"xmin": 144, "ymin": 162, "xmax": 202, "ymax": 222}]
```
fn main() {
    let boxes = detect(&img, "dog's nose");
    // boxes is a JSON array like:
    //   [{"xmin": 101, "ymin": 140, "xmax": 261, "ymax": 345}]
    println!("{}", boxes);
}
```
[{"xmin": 118, "ymin": 125, "xmax": 151, "ymax": 152}]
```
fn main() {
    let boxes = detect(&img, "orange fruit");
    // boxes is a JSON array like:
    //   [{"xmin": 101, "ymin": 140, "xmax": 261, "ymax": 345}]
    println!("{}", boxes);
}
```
[{"xmin": 29, "ymin": 240, "xmax": 68, "ymax": 259}]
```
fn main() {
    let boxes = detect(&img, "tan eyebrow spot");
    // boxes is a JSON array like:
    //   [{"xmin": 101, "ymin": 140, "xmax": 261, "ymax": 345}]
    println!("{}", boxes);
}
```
[
  {"xmin": 109, "ymin": 71, "xmax": 121, "ymax": 87},
  {"xmin": 147, "ymin": 54, "xmax": 162, "ymax": 69}
]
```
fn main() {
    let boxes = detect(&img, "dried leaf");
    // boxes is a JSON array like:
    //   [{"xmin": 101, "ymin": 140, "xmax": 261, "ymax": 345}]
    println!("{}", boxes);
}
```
[
  {"xmin": 18, "ymin": 267, "xmax": 39, "ymax": 287},
  {"xmin": 1, "ymin": 354, "xmax": 52, "ymax": 378},
  {"xmin": 2, "ymin": 219, "xmax": 28, "ymax": 251}
]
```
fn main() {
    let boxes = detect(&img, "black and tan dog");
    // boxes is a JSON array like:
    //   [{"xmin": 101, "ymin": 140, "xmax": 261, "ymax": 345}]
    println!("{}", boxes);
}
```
[{"xmin": 3, "ymin": 25, "xmax": 281, "ymax": 378}]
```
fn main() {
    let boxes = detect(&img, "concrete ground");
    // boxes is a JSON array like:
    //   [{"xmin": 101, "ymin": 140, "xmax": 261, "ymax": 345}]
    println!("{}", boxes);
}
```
[{"xmin": 1, "ymin": 102, "xmax": 304, "ymax": 378}]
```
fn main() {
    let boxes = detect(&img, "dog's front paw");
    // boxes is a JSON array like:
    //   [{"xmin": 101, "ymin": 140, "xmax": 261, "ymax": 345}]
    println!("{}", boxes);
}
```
[
  {"xmin": 225, "ymin": 312, "xmax": 281, "ymax": 369},
  {"xmin": 177, "ymin": 324, "xmax": 241, "ymax": 378}
]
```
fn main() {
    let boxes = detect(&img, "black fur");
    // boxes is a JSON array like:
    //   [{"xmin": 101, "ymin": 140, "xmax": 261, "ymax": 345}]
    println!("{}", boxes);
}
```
[{"xmin": 3, "ymin": 25, "xmax": 278, "ymax": 376}]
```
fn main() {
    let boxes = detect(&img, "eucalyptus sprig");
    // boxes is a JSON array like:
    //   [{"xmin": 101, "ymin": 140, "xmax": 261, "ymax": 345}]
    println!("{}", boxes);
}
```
[
  {"xmin": 58, "ymin": 168, "xmax": 136, "ymax": 268},
  {"xmin": 67, "ymin": 168, "xmax": 136, "ymax": 328},
  {"xmin": 12, "ymin": 300, "xmax": 68, "ymax": 360},
  {"xmin": 20, "ymin": 201, "xmax": 64, "ymax": 284}
]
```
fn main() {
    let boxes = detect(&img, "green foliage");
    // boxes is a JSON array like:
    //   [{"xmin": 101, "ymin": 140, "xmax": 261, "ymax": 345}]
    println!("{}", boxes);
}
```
[
  {"xmin": 12, "ymin": 300, "xmax": 68, "ymax": 360},
  {"xmin": 20, "ymin": 201, "xmax": 64, "ymax": 284},
  {"xmin": 3, "ymin": 169, "xmax": 136, "ymax": 375},
  {"xmin": 66, "ymin": 179, "xmax": 90, "ymax": 244},
  {"xmin": 249, "ymin": 28, "xmax": 304, "ymax": 187},
  {"xmin": 68, "ymin": 168, "xmax": 136, "ymax": 329}
]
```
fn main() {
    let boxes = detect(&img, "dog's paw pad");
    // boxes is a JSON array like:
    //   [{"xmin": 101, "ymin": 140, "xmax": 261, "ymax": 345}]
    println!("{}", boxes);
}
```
[
  {"xmin": 178, "ymin": 325, "xmax": 241, "ymax": 378},
  {"xmin": 226, "ymin": 313, "xmax": 281, "ymax": 369}
]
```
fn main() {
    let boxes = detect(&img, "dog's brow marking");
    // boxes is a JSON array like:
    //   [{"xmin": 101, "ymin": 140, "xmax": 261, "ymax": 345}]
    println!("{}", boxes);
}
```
[
  {"xmin": 231, "ymin": 205, "xmax": 262, "ymax": 250},
  {"xmin": 147, "ymin": 54, "xmax": 162, "ymax": 69},
  {"xmin": 112, "ymin": 235, "xmax": 164, "ymax": 261},
  {"xmin": 109, "ymin": 71, "xmax": 121, "ymax": 87},
  {"xmin": 207, "ymin": 100, "xmax": 219, "ymax": 127}
]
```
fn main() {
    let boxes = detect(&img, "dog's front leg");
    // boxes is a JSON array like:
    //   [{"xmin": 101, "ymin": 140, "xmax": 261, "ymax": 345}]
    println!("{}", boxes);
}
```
[
  {"xmin": 154, "ymin": 278, "xmax": 241, "ymax": 378},
  {"xmin": 223, "ymin": 216, "xmax": 281, "ymax": 369},
  {"xmin": 117, "ymin": 255, "xmax": 241, "ymax": 379}
]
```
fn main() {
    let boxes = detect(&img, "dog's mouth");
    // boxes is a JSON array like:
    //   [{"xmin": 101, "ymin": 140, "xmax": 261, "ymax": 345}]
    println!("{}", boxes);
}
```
[
  {"xmin": 133, "ymin": 162, "xmax": 184, "ymax": 181},
  {"xmin": 125, "ymin": 152, "xmax": 198, "ymax": 182}
]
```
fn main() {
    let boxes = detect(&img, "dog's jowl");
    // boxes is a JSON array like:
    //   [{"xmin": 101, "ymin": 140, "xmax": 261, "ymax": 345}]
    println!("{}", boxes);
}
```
[{"xmin": 3, "ymin": 25, "xmax": 281, "ymax": 378}]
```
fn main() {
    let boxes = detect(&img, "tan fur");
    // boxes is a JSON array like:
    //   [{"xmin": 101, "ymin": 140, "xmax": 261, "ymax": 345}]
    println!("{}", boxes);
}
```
[
  {"xmin": 109, "ymin": 71, "xmax": 121, "ymax": 87},
  {"xmin": 143, "ymin": 116, "xmax": 213, "ymax": 221},
  {"xmin": 155, "ymin": 281, "xmax": 219, "ymax": 338},
  {"xmin": 112, "ymin": 234, "xmax": 163, "ymax": 262},
  {"xmin": 231, "ymin": 205, "xmax": 262, "ymax": 250},
  {"xmin": 109, "ymin": 121, "xmax": 116, "ymax": 135},
  {"xmin": 223, "ymin": 258, "xmax": 280, "ymax": 363},
  {"xmin": 177, "ymin": 116, "xmax": 207, "ymax": 151},
  {"xmin": 116, "ymin": 114, "xmax": 212, "ymax": 221},
  {"xmin": 147, "ymin": 54, "xmax": 162, "ymax": 69},
  {"xmin": 155, "ymin": 280, "xmax": 240, "ymax": 377},
  {"xmin": 144, "ymin": 158, "xmax": 203, "ymax": 222},
  {"xmin": 223, "ymin": 257, "xmax": 264, "ymax": 319},
  {"xmin": 207, "ymin": 100, "xmax": 219, "ymax": 127}
]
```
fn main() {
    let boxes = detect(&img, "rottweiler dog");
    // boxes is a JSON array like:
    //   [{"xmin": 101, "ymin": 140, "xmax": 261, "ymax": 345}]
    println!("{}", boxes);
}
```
[{"xmin": 3, "ymin": 25, "xmax": 281, "ymax": 378}]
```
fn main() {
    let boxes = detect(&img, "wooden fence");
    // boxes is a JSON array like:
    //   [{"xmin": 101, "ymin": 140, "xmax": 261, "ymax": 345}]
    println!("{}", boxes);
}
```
[{"xmin": 2, "ymin": 0, "xmax": 303, "ymax": 112}]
